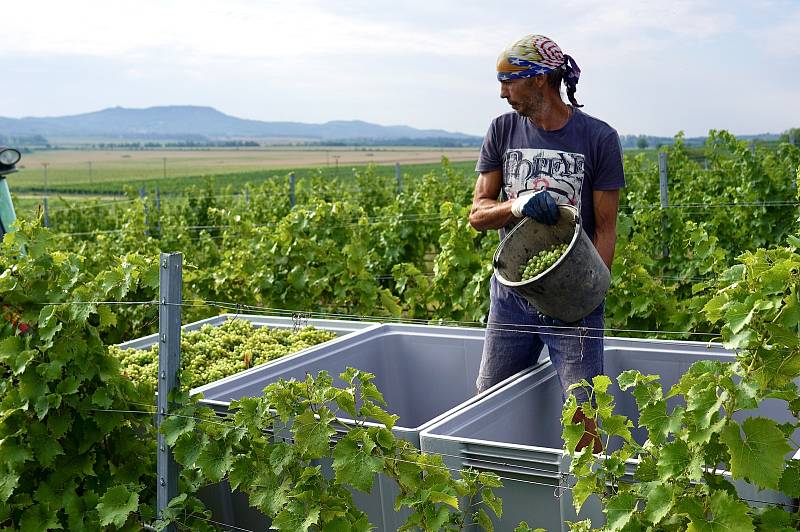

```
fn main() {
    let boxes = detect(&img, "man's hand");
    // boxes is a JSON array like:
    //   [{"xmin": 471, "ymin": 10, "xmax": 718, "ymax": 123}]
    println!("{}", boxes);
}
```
[{"xmin": 511, "ymin": 190, "xmax": 560, "ymax": 225}]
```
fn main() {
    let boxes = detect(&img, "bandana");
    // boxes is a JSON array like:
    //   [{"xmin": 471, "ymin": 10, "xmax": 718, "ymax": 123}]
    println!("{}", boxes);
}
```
[{"xmin": 496, "ymin": 34, "xmax": 582, "ymax": 107}]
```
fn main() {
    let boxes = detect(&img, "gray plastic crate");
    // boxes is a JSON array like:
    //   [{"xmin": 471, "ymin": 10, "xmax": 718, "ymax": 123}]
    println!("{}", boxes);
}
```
[
  {"xmin": 116, "ymin": 313, "xmax": 378, "ymax": 532},
  {"xmin": 420, "ymin": 337, "xmax": 800, "ymax": 531},
  {"xmin": 195, "ymin": 322, "xmax": 547, "ymax": 531}
]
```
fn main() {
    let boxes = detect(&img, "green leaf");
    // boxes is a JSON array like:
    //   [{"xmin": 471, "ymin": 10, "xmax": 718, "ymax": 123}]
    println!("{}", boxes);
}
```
[
  {"xmin": 293, "ymin": 408, "xmax": 335, "ymax": 458},
  {"xmin": 756, "ymin": 506, "xmax": 793, "ymax": 529},
  {"xmin": 270, "ymin": 442, "xmax": 296, "ymax": 476},
  {"xmin": 332, "ymin": 432, "xmax": 383, "ymax": 493},
  {"xmin": 19, "ymin": 503, "xmax": 62, "ymax": 532},
  {"xmin": 429, "ymin": 490, "xmax": 459, "ymax": 510},
  {"xmin": 173, "ymin": 431, "xmax": 206, "ymax": 466},
  {"xmin": 196, "ymin": 439, "xmax": 232, "ymax": 482},
  {"xmin": 31, "ymin": 437, "xmax": 64, "ymax": 468},
  {"xmin": 97, "ymin": 485, "xmax": 139, "ymax": 528},
  {"xmin": 764, "ymin": 323, "xmax": 800, "ymax": 347},
  {"xmin": 249, "ymin": 474, "xmax": 292, "ymax": 516},
  {"xmin": 605, "ymin": 492, "xmax": 638, "ymax": 531},
  {"xmin": 642, "ymin": 482, "xmax": 675, "ymax": 525},
  {"xmin": 97, "ymin": 306, "xmax": 117, "ymax": 328},
  {"xmin": 361, "ymin": 381, "xmax": 386, "ymax": 406},
  {"xmin": 600, "ymin": 414, "xmax": 632, "ymax": 442},
  {"xmin": 360, "ymin": 402, "xmax": 399, "ymax": 430},
  {"xmin": 634, "ymin": 456, "xmax": 658, "ymax": 482},
  {"xmin": 720, "ymin": 418, "xmax": 792, "ymax": 490},
  {"xmin": 91, "ymin": 387, "xmax": 113, "ymax": 408},
  {"xmin": 571, "ymin": 469, "xmax": 599, "ymax": 512},
  {"xmin": 272, "ymin": 501, "xmax": 320, "ymax": 532},
  {"xmin": 779, "ymin": 459, "xmax": 800, "ymax": 498},
  {"xmin": 334, "ymin": 388, "xmax": 357, "ymax": 417},
  {"xmin": 725, "ymin": 302, "xmax": 756, "ymax": 334},
  {"xmin": 657, "ymin": 439, "xmax": 692, "ymax": 478},
  {"xmin": 703, "ymin": 293, "xmax": 730, "ymax": 322},
  {"xmin": 0, "ymin": 471, "xmax": 19, "ymax": 500},
  {"xmin": 591, "ymin": 374, "xmax": 613, "ymax": 394},
  {"xmin": 639, "ymin": 401, "xmax": 683, "ymax": 444},
  {"xmin": 0, "ymin": 437, "xmax": 34, "ymax": 467},
  {"xmin": 723, "ymin": 327, "xmax": 755, "ymax": 350},
  {"xmin": 480, "ymin": 486, "xmax": 502, "ymax": 518},
  {"xmin": 475, "ymin": 508, "xmax": 494, "ymax": 532},
  {"xmin": 160, "ymin": 413, "xmax": 196, "ymax": 446},
  {"xmin": 686, "ymin": 490, "xmax": 753, "ymax": 532}
]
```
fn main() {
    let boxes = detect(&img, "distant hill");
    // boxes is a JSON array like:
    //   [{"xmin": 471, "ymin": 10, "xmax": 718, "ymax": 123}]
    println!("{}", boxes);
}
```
[{"xmin": 0, "ymin": 105, "xmax": 482, "ymax": 145}]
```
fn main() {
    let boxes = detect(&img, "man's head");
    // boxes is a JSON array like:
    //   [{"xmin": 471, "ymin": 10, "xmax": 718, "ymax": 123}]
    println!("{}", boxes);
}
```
[{"xmin": 496, "ymin": 34, "xmax": 582, "ymax": 113}]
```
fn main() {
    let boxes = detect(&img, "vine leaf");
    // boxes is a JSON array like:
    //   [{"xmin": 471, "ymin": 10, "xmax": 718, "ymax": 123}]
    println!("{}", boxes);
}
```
[
  {"xmin": 778, "ymin": 459, "xmax": 800, "ymax": 498},
  {"xmin": 97, "ymin": 485, "xmax": 139, "ymax": 528},
  {"xmin": 720, "ymin": 417, "xmax": 791, "ymax": 490},
  {"xmin": 686, "ymin": 490, "xmax": 752, "ymax": 532},
  {"xmin": 173, "ymin": 431, "xmax": 206, "ymax": 466},
  {"xmin": 605, "ymin": 491, "xmax": 638, "ymax": 531},
  {"xmin": 639, "ymin": 401, "xmax": 683, "ymax": 445},
  {"xmin": 272, "ymin": 500, "xmax": 320, "ymax": 532},
  {"xmin": 0, "ymin": 471, "xmax": 20, "ymax": 501},
  {"xmin": 196, "ymin": 439, "xmax": 232, "ymax": 482},
  {"xmin": 19, "ymin": 503, "xmax": 61, "ymax": 532},
  {"xmin": 293, "ymin": 408, "xmax": 336, "ymax": 458},
  {"xmin": 641, "ymin": 482, "xmax": 675, "ymax": 525},
  {"xmin": 475, "ymin": 508, "xmax": 493, "ymax": 531},
  {"xmin": 332, "ymin": 431, "xmax": 384, "ymax": 493},
  {"xmin": 160, "ymin": 412, "xmax": 196, "ymax": 446},
  {"xmin": 657, "ymin": 439, "xmax": 692, "ymax": 479}
]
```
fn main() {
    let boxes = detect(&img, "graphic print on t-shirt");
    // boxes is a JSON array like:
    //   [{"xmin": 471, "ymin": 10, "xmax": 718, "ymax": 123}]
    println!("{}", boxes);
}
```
[{"xmin": 502, "ymin": 148, "xmax": 585, "ymax": 206}]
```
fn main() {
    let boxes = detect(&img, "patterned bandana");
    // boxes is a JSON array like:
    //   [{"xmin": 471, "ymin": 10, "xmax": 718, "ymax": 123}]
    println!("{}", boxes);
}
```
[{"xmin": 496, "ymin": 34, "xmax": 582, "ymax": 106}]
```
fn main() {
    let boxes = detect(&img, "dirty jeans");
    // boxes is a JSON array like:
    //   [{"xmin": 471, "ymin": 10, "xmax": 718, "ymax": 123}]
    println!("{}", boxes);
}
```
[{"xmin": 476, "ymin": 275, "xmax": 604, "ymax": 404}]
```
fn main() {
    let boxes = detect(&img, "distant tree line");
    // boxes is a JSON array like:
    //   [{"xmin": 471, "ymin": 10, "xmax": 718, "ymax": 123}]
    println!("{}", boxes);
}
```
[
  {"xmin": 92, "ymin": 140, "xmax": 261, "ymax": 149},
  {"xmin": 0, "ymin": 134, "xmax": 50, "ymax": 148},
  {"xmin": 312, "ymin": 137, "xmax": 483, "ymax": 148}
]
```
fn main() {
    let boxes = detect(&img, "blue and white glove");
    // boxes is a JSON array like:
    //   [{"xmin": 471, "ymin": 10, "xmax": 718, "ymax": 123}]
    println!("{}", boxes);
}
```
[{"xmin": 511, "ymin": 190, "xmax": 560, "ymax": 225}]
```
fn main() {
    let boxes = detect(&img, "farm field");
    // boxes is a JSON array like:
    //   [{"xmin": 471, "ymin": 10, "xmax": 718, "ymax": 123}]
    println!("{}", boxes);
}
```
[
  {"xmin": 12, "ymin": 146, "xmax": 480, "ymax": 191},
  {"xmin": 1, "ymin": 131, "xmax": 799, "ymax": 530}
]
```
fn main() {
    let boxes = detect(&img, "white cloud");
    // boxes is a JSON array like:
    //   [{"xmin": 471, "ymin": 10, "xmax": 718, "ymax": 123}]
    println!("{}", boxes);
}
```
[{"xmin": 0, "ymin": 1, "xmax": 798, "ymax": 136}]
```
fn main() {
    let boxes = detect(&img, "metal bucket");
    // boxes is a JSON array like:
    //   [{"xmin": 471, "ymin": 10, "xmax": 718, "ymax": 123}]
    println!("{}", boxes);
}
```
[{"xmin": 492, "ymin": 205, "xmax": 610, "ymax": 323}]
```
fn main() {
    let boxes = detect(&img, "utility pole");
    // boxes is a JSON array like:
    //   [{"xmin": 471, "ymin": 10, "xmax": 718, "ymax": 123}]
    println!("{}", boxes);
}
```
[
  {"xmin": 42, "ymin": 162, "xmax": 49, "ymax": 193},
  {"xmin": 658, "ymin": 152, "xmax": 669, "ymax": 258},
  {"xmin": 41, "ymin": 163, "xmax": 49, "ymax": 228},
  {"xmin": 333, "ymin": 155, "xmax": 340, "ymax": 177},
  {"xmin": 162, "ymin": 157, "xmax": 167, "ymax": 180}
]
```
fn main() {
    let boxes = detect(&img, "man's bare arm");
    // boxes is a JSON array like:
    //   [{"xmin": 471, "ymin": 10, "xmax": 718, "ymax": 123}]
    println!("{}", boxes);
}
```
[
  {"xmin": 469, "ymin": 169, "xmax": 515, "ymax": 231},
  {"xmin": 592, "ymin": 189, "xmax": 620, "ymax": 270}
]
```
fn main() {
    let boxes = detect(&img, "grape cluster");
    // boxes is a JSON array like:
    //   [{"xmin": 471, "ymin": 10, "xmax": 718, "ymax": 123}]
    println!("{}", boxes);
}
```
[
  {"xmin": 110, "ymin": 319, "xmax": 336, "ymax": 392},
  {"xmin": 519, "ymin": 242, "xmax": 569, "ymax": 281}
]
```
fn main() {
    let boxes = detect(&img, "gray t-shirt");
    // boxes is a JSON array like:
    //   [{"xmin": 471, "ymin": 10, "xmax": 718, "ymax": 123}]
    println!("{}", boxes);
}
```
[{"xmin": 476, "ymin": 108, "xmax": 625, "ymax": 240}]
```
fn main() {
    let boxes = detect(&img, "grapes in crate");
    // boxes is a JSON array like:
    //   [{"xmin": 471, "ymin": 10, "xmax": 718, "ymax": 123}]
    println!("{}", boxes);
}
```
[
  {"xmin": 520, "ymin": 243, "xmax": 569, "ymax": 281},
  {"xmin": 109, "ymin": 319, "xmax": 336, "ymax": 392}
]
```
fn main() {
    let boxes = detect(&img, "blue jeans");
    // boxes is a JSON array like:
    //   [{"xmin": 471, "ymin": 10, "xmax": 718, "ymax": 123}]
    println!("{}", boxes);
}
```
[{"xmin": 476, "ymin": 275, "xmax": 604, "ymax": 403}]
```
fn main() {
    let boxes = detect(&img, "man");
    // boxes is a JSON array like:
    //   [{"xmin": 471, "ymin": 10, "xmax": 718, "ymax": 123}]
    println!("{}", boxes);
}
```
[{"xmin": 469, "ymin": 34, "xmax": 625, "ymax": 452}]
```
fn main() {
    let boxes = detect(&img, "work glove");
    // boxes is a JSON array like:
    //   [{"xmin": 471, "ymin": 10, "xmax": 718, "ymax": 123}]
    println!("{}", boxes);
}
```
[{"xmin": 511, "ymin": 190, "xmax": 560, "ymax": 225}]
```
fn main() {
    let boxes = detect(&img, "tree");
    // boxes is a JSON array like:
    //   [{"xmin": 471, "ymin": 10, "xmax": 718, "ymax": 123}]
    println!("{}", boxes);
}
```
[
  {"xmin": 636, "ymin": 136, "xmax": 649, "ymax": 149},
  {"xmin": 780, "ymin": 128, "xmax": 799, "ymax": 146}
]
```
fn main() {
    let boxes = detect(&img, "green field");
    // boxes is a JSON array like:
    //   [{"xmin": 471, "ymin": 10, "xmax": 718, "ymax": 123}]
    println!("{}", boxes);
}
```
[{"xmin": 11, "ymin": 147, "xmax": 480, "ymax": 193}]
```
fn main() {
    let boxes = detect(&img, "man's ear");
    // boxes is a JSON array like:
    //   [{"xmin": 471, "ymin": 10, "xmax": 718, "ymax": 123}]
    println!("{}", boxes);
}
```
[{"xmin": 531, "ymin": 75, "xmax": 548, "ymax": 89}]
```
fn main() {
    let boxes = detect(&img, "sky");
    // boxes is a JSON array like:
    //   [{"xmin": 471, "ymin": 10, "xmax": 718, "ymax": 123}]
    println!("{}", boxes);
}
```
[{"xmin": 1, "ymin": 0, "xmax": 799, "ymax": 137}]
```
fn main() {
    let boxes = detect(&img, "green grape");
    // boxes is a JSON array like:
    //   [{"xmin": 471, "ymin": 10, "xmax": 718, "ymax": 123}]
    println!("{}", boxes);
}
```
[
  {"xmin": 518, "ymin": 241, "xmax": 570, "ymax": 281},
  {"xmin": 112, "ymin": 319, "xmax": 337, "ymax": 392}
]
